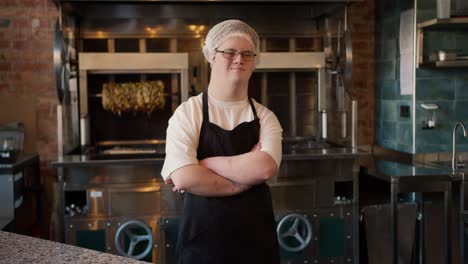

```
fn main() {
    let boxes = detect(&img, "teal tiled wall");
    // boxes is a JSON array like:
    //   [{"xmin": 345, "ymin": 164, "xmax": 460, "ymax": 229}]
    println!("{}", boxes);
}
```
[
  {"xmin": 375, "ymin": 0, "xmax": 468, "ymax": 154},
  {"xmin": 375, "ymin": 0, "xmax": 414, "ymax": 153},
  {"xmin": 414, "ymin": 1, "xmax": 468, "ymax": 153}
]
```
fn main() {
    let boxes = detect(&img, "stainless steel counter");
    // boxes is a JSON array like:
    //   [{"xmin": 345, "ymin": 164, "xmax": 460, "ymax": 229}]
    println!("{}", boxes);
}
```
[{"xmin": 52, "ymin": 147, "xmax": 370, "ymax": 168}]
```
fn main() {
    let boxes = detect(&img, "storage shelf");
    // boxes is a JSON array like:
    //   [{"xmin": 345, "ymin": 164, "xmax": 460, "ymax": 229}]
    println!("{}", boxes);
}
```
[
  {"xmin": 418, "ymin": 17, "xmax": 468, "ymax": 30},
  {"xmin": 417, "ymin": 17, "xmax": 468, "ymax": 67},
  {"xmin": 419, "ymin": 60, "xmax": 468, "ymax": 68}
]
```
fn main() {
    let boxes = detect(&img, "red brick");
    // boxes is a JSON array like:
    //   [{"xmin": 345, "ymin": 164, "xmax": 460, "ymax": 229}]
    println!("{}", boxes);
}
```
[
  {"xmin": 0, "ymin": 41, "xmax": 10, "ymax": 49},
  {"xmin": 12, "ymin": 40, "xmax": 29, "ymax": 49},
  {"xmin": 19, "ymin": 0, "xmax": 44, "ymax": 7},
  {"xmin": 0, "ymin": 0, "xmax": 18, "ymax": 7},
  {"xmin": 13, "ymin": 18, "xmax": 29, "ymax": 28},
  {"xmin": 12, "ymin": 62, "xmax": 49, "ymax": 71},
  {"xmin": 352, "ymin": 40, "xmax": 373, "ymax": 47},
  {"xmin": 0, "ymin": 62, "xmax": 10, "ymax": 71},
  {"xmin": 352, "ymin": 32, "xmax": 374, "ymax": 41}
]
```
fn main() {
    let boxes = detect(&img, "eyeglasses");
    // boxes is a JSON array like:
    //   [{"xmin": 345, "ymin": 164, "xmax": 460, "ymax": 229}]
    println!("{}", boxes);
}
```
[{"xmin": 215, "ymin": 48, "xmax": 257, "ymax": 61}]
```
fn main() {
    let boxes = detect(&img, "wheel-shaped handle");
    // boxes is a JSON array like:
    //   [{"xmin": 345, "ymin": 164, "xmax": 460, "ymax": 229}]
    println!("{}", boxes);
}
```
[
  {"xmin": 277, "ymin": 213, "xmax": 312, "ymax": 252},
  {"xmin": 114, "ymin": 220, "xmax": 153, "ymax": 260}
]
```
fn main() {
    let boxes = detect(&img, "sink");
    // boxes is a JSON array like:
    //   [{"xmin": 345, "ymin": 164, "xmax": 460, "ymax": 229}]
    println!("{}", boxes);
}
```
[{"xmin": 426, "ymin": 160, "xmax": 468, "ymax": 172}]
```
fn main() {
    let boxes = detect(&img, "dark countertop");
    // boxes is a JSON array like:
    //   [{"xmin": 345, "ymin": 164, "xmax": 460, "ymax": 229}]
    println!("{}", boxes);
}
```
[
  {"xmin": 361, "ymin": 158, "xmax": 459, "ymax": 183},
  {"xmin": 0, "ymin": 231, "xmax": 145, "ymax": 264},
  {"xmin": 282, "ymin": 147, "xmax": 370, "ymax": 161},
  {"xmin": 0, "ymin": 153, "xmax": 39, "ymax": 174},
  {"xmin": 52, "ymin": 155, "xmax": 165, "ymax": 168},
  {"xmin": 52, "ymin": 147, "xmax": 371, "ymax": 168}
]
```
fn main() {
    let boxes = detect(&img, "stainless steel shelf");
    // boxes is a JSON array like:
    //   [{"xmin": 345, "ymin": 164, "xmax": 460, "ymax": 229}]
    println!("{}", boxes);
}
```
[
  {"xmin": 418, "ymin": 17, "xmax": 468, "ymax": 30},
  {"xmin": 419, "ymin": 60, "xmax": 468, "ymax": 68},
  {"xmin": 417, "ymin": 18, "xmax": 468, "ymax": 67}
]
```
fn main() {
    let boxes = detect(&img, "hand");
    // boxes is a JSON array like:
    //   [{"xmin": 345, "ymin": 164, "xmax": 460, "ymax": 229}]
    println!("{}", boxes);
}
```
[
  {"xmin": 166, "ymin": 178, "xmax": 184, "ymax": 193},
  {"xmin": 172, "ymin": 186, "xmax": 185, "ymax": 194},
  {"xmin": 233, "ymin": 181, "xmax": 251, "ymax": 193},
  {"xmin": 250, "ymin": 142, "xmax": 261, "ymax": 152}
]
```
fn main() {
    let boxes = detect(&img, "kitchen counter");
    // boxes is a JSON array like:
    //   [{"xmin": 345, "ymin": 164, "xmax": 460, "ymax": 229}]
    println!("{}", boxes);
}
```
[
  {"xmin": 0, "ymin": 231, "xmax": 145, "ymax": 264},
  {"xmin": 0, "ymin": 153, "xmax": 39, "ymax": 174},
  {"xmin": 52, "ymin": 154, "xmax": 165, "ymax": 168},
  {"xmin": 52, "ymin": 147, "xmax": 370, "ymax": 168},
  {"xmin": 0, "ymin": 153, "xmax": 40, "ymax": 233},
  {"xmin": 360, "ymin": 158, "xmax": 460, "ymax": 264},
  {"xmin": 282, "ymin": 147, "xmax": 370, "ymax": 161},
  {"xmin": 361, "ymin": 158, "xmax": 459, "ymax": 183}
]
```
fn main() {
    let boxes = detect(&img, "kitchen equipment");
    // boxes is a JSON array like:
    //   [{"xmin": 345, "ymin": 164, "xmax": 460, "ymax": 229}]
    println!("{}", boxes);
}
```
[
  {"xmin": 429, "ymin": 50, "xmax": 458, "ymax": 62},
  {"xmin": 0, "ymin": 122, "xmax": 24, "ymax": 163},
  {"xmin": 438, "ymin": 50, "xmax": 457, "ymax": 61},
  {"xmin": 437, "ymin": 0, "xmax": 451, "ymax": 19}
]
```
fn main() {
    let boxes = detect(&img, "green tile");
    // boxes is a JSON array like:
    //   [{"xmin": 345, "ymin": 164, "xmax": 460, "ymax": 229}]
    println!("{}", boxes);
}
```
[
  {"xmin": 397, "ymin": 122, "xmax": 413, "ymax": 145},
  {"xmin": 382, "ymin": 121, "xmax": 397, "ymax": 141},
  {"xmin": 384, "ymin": 39, "xmax": 397, "ymax": 61},
  {"xmin": 417, "ymin": 10, "xmax": 436, "ymax": 23},
  {"xmin": 454, "ymin": 101, "xmax": 468, "ymax": 121},
  {"xmin": 417, "ymin": 0, "xmax": 436, "ymax": 10},
  {"xmin": 375, "ymin": 99, "xmax": 382, "ymax": 118},
  {"xmin": 424, "ymin": 31, "xmax": 457, "ymax": 55},
  {"xmin": 416, "ymin": 79, "xmax": 455, "ymax": 100},
  {"xmin": 377, "ymin": 0, "xmax": 397, "ymax": 20},
  {"xmin": 455, "ymin": 31, "xmax": 468, "ymax": 54},
  {"xmin": 458, "ymin": 144, "xmax": 468, "ymax": 152},
  {"xmin": 376, "ymin": 61, "xmax": 397, "ymax": 81},
  {"xmin": 416, "ymin": 143, "xmax": 450, "ymax": 153},
  {"xmin": 417, "ymin": 68, "xmax": 453, "ymax": 79},
  {"xmin": 381, "ymin": 101, "xmax": 398, "ymax": 121},
  {"xmin": 381, "ymin": 140, "xmax": 397, "ymax": 150},
  {"xmin": 379, "ymin": 80, "xmax": 398, "ymax": 100},
  {"xmin": 455, "ymin": 78, "xmax": 468, "ymax": 100},
  {"xmin": 397, "ymin": 143, "xmax": 413, "ymax": 153},
  {"xmin": 416, "ymin": 127, "xmax": 452, "ymax": 146},
  {"xmin": 401, "ymin": 0, "xmax": 413, "ymax": 10}
]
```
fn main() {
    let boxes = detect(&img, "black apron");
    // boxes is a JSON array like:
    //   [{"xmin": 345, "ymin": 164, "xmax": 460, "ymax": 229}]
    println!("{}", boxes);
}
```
[{"xmin": 176, "ymin": 92, "xmax": 280, "ymax": 264}]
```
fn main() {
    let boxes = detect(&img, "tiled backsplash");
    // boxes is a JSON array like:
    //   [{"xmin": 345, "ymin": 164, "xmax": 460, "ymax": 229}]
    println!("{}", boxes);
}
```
[
  {"xmin": 375, "ymin": 0, "xmax": 468, "ymax": 154},
  {"xmin": 415, "ymin": 0, "xmax": 468, "ymax": 153},
  {"xmin": 375, "ymin": 0, "xmax": 413, "ymax": 153}
]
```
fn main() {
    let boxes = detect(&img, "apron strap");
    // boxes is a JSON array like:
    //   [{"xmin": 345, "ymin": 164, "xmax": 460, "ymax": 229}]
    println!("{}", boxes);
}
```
[
  {"xmin": 202, "ymin": 91, "xmax": 209, "ymax": 122},
  {"xmin": 248, "ymin": 97, "xmax": 258, "ymax": 120}
]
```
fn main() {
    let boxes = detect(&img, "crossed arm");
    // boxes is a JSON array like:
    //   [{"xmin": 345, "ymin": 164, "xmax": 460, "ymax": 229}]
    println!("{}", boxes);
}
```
[{"xmin": 169, "ymin": 143, "xmax": 278, "ymax": 197}]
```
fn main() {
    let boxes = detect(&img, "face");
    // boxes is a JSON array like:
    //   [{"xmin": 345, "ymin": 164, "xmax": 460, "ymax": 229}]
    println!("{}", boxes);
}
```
[{"xmin": 211, "ymin": 36, "xmax": 255, "ymax": 85}]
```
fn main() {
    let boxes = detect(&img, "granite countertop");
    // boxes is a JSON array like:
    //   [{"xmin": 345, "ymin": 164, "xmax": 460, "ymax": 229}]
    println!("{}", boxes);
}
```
[
  {"xmin": 0, "ymin": 231, "xmax": 145, "ymax": 264},
  {"xmin": 282, "ymin": 147, "xmax": 370, "ymax": 161}
]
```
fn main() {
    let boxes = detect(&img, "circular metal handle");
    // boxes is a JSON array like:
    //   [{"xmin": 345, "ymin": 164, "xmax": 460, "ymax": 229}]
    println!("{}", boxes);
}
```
[
  {"xmin": 114, "ymin": 220, "xmax": 153, "ymax": 260},
  {"xmin": 277, "ymin": 213, "xmax": 312, "ymax": 252}
]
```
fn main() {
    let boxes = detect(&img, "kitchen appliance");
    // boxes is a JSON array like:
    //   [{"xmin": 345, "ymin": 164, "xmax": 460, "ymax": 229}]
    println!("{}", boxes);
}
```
[{"xmin": 0, "ymin": 122, "xmax": 24, "ymax": 163}]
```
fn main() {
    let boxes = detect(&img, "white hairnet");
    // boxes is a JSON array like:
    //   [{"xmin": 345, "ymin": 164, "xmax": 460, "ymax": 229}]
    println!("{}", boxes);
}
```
[{"xmin": 202, "ymin": 19, "xmax": 260, "ymax": 66}]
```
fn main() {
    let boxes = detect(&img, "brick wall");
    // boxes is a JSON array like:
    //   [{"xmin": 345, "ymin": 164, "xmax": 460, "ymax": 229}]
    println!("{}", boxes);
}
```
[
  {"xmin": 0, "ymin": 0, "xmax": 58, "ymax": 171},
  {"xmin": 349, "ymin": 0, "xmax": 375, "ymax": 146}
]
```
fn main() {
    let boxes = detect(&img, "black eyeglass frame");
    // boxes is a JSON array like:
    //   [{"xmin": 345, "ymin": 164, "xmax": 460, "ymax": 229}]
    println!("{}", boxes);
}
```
[{"xmin": 214, "ymin": 48, "xmax": 257, "ymax": 61}]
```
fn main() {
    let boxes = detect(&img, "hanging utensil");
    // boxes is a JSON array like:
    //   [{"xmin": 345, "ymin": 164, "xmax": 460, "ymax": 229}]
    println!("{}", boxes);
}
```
[
  {"xmin": 343, "ymin": 5, "xmax": 353, "ymax": 96},
  {"xmin": 54, "ymin": 19, "xmax": 64, "ymax": 104}
]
